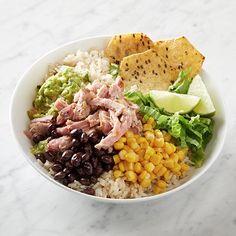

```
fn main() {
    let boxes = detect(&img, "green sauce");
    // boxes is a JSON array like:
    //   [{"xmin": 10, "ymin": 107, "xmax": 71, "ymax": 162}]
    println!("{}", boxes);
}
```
[{"xmin": 28, "ymin": 66, "xmax": 89, "ymax": 119}]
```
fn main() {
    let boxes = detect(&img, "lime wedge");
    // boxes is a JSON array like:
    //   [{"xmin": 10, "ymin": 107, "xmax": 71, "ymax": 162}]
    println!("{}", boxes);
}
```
[
  {"xmin": 188, "ymin": 75, "xmax": 216, "ymax": 116},
  {"xmin": 149, "ymin": 90, "xmax": 200, "ymax": 114}
]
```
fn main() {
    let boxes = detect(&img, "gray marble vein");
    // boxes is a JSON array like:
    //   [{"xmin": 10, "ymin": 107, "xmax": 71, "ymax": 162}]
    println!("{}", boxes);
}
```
[{"xmin": 0, "ymin": 0, "xmax": 236, "ymax": 235}]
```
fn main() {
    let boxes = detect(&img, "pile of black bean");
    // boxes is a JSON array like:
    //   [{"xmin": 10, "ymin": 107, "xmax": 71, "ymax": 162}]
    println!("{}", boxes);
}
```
[{"xmin": 34, "ymin": 128, "xmax": 115, "ymax": 195}]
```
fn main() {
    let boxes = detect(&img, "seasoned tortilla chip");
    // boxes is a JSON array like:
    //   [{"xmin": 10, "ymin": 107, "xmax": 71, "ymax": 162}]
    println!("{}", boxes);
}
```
[
  {"xmin": 120, "ymin": 36, "xmax": 205, "ymax": 92},
  {"xmin": 105, "ymin": 33, "xmax": 154, "ymax": 64}
]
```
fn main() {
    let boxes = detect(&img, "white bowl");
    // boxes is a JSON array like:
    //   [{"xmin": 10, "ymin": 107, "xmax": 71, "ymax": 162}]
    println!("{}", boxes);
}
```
[{"xmin": 10, "ymin": 35, "xmax": 227, "ymax": 203}]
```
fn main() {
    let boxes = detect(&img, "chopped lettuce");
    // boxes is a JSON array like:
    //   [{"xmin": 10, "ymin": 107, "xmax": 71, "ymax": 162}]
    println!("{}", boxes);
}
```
[
  {"xmin": 125, "ymin": 91, "xmax": 214, "ymax": 167},
  {"xmin": 31, "ymin": 139, "xmax": 48, "ymax": 155},
  {"xmin": 109, "ymin": 63, "xmax": 119, "ymax": 78},
  {"xmin": 168, "ymin": 70, "xmax": 192, "ymax": 94}
]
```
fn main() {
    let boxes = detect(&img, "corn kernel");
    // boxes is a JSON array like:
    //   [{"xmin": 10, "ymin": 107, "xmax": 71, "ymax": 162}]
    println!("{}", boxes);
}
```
[
  {"xmin": 153, "ymin": 138, "xmax": 164, "ymax": 148},
  {"xmin": 153, "ymin": 186, "xmax": 164, "ymax": 194},
  {"xmin": 134, "ymin": 162, "xmax": 143, "ymax": 174},
  {"xmin": 143, "ymin": 123, "xmax": 153, "ymax": 131},
  {"xmin": 164, "ymin": 170, "xmax": 172, "ymax": 181},
  {"xmin": 125, "ymin": 171, "xmax": 137, "ymax": 182},
  {"xmin": 150, "ymin": 153, "xmax": 163, "ymax": 165},
  {"xmin": 125, "ymin": 152, "xmax": 137, "ymax": 163},
  {"xmin": 147, "ymin": 117, "xmax": 155, "ymax": 126},
  {"xmin": 130, "ymin": 142, "xmax": 140, "ymax": 151},
  {"xmin": 134, "ymin": 134, "xmax": 140, "ymax": 139},
  {"xmin": 119, "ymin": 150, "xmax": 127, "ymax": 160},
  {"xmin": 124, "ymin": 161, "xmax": 134, "ymax": 171},
  {"xmin": 113, "ymin": 170, "xmax": 123, "ymax": 178},
  {"xmin": 154, "ymin": 129, "xmax": 163, "ymax": 138},
  {"xmin": 119, "ymin": 137, "xmax": 127, "ymax": 143},
  {"xmin": 175, "ymin": 171, "xmax": 181, "ymax": 176},
  {"xmin": 137, "ymin": 137, "xmax": 146, "ymax": 144},
  {"xmin": 141, "ymin": 160, "xmax": 148, "ymax": 166},
  {"xmin": 140, "ymin": 178, "xmax": 151, "ymax": 188},
  {"xmin": 153, "ymin": 164, "xmax": 163, "ymax": 175},
  {"xmin": 146, "ymin": 146, "xmax": 155, "ymax": 156},
  {"xmin": 170, "ymin": 153, "xmax": 179, "ymax": 163},
  {"xmin": 176, "ymin": 150, "xmax": 185, "ymax": 161},
  {"xmin": 140, "ymin": 141, "xmax": 149, "ymax": 149},
  {"xmin": 163, "ymin": 131, "xmax": 171, "ymax": 142},
  {"xmin": 172, "ymin": 163, "xmax": 181, "ymax": 173},
  {"xmin": 125, "ymin": 130, "xmax": 134, "ymax": 138},
  {"xmin": 123, "ymin": 145, "xmax": 131, "ymax": 152},
  {"xmin": 180, "ymin": 163, "xmax": 189, "ymax": 172},
  {"xmin": 164, "ymin": 142, "xmax": 176, "ymax": 155},
  {"xmin": 156, "ymin": 166, "xmax": 167, "ymax": 177},
  {"xmin": 138, "ymin": 170, "xmax": 148, "ymax": 182},
  {"xmin": 150, "ymin": 172, "xmax": 156, "ymax": 180},
  {"xmin": 163, "ymin": 159, "xmax": 175, "ymax": 169},
  {"xmin": 162, "ymin": 152, "xmax": 169, "ymax": 159},
  {"xmin": 127, "ymin": 137, "xmax": 136, "ymax": 146},
  {"xmin": 118, "ymin": 162, "xmax": 125, "ymax": 172},
  {"xmin": 136, "ymin": 149, "xmax": 145, "ymax": 158},
  {"xmin": 114, "ymin": 141, "xmax": 124, "ymax": 150},
  {"xmin": 144, "ymin": 162, "xmax": 155, "ymax": 173},
  {"xmin": 113, "ymin": 155, "xmax": 120, "ymax": 164},
  {"xmin": 157, "ymin": 180, "xmax": 167, "ymax": 189},
  {"xmin": 113, "ymin": 164, "xmax": 118, "ymax": 170}
]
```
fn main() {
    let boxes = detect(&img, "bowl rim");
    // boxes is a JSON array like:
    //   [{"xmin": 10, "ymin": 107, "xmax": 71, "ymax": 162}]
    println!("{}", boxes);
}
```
[{"xmin": 10, "ymin": 35, "xmax": 228, "ymax": 203}]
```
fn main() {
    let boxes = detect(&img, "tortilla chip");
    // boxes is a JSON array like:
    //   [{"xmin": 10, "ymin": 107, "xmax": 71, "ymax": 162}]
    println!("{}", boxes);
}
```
[
  {"xmin": 105, "ymin": 33, "xmax": 154, "ymax": 64},
  {"xmin": 120, "ymin": 36, "xmax": 205, "ymax": 92}
]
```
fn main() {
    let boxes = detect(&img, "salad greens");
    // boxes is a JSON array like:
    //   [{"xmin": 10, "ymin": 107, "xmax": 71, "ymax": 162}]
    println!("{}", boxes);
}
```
[
  {"xmin": 125, "ymin": 91, "xmax": 213, "ymax": 167},
  {"xmin": 109, "ymin": 63, "xmax": 119, "ymax": 78},
  {"xmin": 168, "ymin": 70, "xmax": 192, "ymax": 94}
]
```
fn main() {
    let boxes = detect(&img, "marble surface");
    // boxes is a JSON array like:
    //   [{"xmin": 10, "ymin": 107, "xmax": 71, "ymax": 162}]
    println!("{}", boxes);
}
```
[{"xmin": 0, "ymin": 0, "xmax": 236, "ymax": 235}]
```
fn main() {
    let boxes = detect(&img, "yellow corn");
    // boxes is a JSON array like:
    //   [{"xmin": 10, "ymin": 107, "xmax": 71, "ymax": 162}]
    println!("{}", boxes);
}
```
[
  {"xmin": 134, "ymin": 162, "xmax": 143, "ymax": 174},
  {"xmin": 154, "ymin": 129, "xmax": 163, "ymax": 138},
  {"xmin": 113, "ymin": 155, "xmax": 120, "ymax": 164},
  {"xmin": 144, "ymin": 162, "xmax": 155, "ymax": 173},
  {"xmin": 162, "ymin": 152, "xmax": 169, "ymax": 159},
  {"xmin": 127, "ymin": 137, "xmax": 136, "ymax": 146},
  {"xmin": 157, "ymin": 180, "xmax": 167, "ymax": 189},
  {"xmin": 153, "ymin": 164, "xmax": 163, "ymax": 175},
  {"xmin": 170, "ymin": 153, "xmax": 179, "ymax": 163},
  {"xmin": 119, "ymin": 137, "xmax": 127, "ymax": 143},
  {"xmin": 119, "ymin": 149, "xmax": 127, "ymax": 160},
  {"xmin": 150, "ymin": 172, "xmax": 156, "ymax": 180},
  {"xmin": 156, "ymin": 166, "xmax": 167, "ymax": 177},
  {"xmin": 136, "ymin": 149, "xmax": 145, "ymax": 158},
  {"xmin": 150, "ymin": 153, "xmax": 163, "ymax": 165},
  {"xmin": 125, "ymin": 130, "xmax": 134, "ymax": 138},
  {"xmin": 164, "ymin": 170, "xmax": 172, "ymax": 181},
  {"xmin": 163, "ymin": 131, "xmax": 171, "ymax": 142},
  {"xmin": 164, "ymin": 142, "xmax": 176, "ymax": 155},
  {"xmin": 118, "ymin": 162, "xmax": 125, "ymax": 172},
  {"xmin": 140, "ymin": 178, "xmax": 151, "ymax": 188},
  {"xmin": 153, "ymin": 186, "xmax": 164, "ymax": 194},
  {"xmin": 125, "ymin": 171, "xmax": 137, "ymax": 182},
  {"xmin": 113, "ymin": 170, "xmax": 123, "ymax": 178},
  {"xmin": 114, "ymin": 141, "xmax": 124, "ymax": 150},
  {"xmin": 123, "ymin": 145, "xmax": 131, "ymax": 152},
  {"xmin": 125, "ymin": 152, "xmax": 137, "ymax": 163},
  {"xmin": 180, "ymin": 163, "xmax": 189, "ymax": 172},
  {"xmin": 153, "ymin": 138, "xmax": 164, "ymax": 148},
  {"xmin": 172, "ymin": 163, "xmax": 181, "ymax": 173},
  {"xmin": 124, "ymin": 161, "xmax": 134, "ymax": 171},
  {"xmin": 130, "ymin": 142, "xmax": 140, "ymax": 151},
  {"xmin": 163, "ymin": 159, "xmax": 175, "ymax": 169},
  {"xmin": 147, "ymin": 117, "xmax": 155, "ymax": 126},
  {"xmin": 143, "ymin": 123, "xmax": 153, "ymax": 131},
  {"xmin": 176, "ymin": 150, "xmax": 186, "ymax": 161},
  {"xmin": 138, "ymin": 170, "xmax": 149, "ymax": 182}
]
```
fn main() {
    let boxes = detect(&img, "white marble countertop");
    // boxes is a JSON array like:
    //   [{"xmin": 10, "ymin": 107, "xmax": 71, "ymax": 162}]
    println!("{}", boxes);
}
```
[{"xmin": 1, "ymin": 0, "xmax": 236, "ymax": 235}]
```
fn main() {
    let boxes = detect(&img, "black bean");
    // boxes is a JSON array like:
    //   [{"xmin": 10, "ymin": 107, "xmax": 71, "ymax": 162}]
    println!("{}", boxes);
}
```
[
  {"xmin": 100, "ymin": 155, "xmax": 113, "ymax": 164},
  {"xmin": 90, "ymin": 176, "xmax": 97, "ymax": 184},
  {"xmin": 84, "ymin": 143, "xmax": 93, "ymax": 156},
  {"xmin": 35, "ymin": 153, "xmax": 46, "ymax": 163},
  {"xmin": 81, "ymin": 152, "xmax": 90, "ymax": 163},
  {"xmin": 51, "ymin": 163, "xmax": 63, "ymax": 172},
  {"xmin": 79, "ymin": 178, "xmax": 90, "ymax": 186},
  {"xmin": 72, "ymin": 138, "xmax": 80, "ymax": 147},
  {"xmin": 48, "ymin": 123, "xmax": 57, "ymax": 134},
  {"xmin": 63, "ymin": 167, "xmax": 71, "ymax": 175},
  {"xmin": 65, "ymin": 160, "xmax": 73, "ymax": 169},
  {"xmin": 77, "ymin": 167, "xmax": 85, "ymax": 177},
  {"xmin": 70, "ymin": 129, "xmax": 82, "ymax": 139},
  {"xmin": 51, "ymin": 130, "xmax": 60, "ymax": 139},
  {"xmin": 61, "ymin": 178, "xmax": 69, "ymax": 186},
  {"xmin": 44, "ymin": 151, "xmax": 55, "ymax": 162},
  {"xmin": 32, "ymin": 134, "xmax": 44, "ymax": 144},
  {"xmin": 82, "ymin": 187, "xmax": 95, "ymax": 195},
  {"xmin": 54, "ymin": 171, "xmax": 66, "ymax": 180},
  {"xmin": 94, "ymin": 164, "xmax": 103, "ymax": 177},
  {"xmin": 71, "ymin": 152, "xmax": 82, "ymax": 167},
  {"xmin": 61, "ymin": 150, "xmax": 74, "ymax": 162},
  {"xmin": 103, "ymin": 164, "xmax": 113, "ymax": 171},
  {"xmin": 88, "ymin": 131, "xmax": 99, "ymax": 144},
  {"xmin": 94, "ymin": 148, "xmax": 106, "ymax": 157},
  {"xmin": 80, "ymin": 133, "xmax": 88, "ymax": 143},
  {"xmin": 91, "ymin": 156, "xmax": 98, "ymax": 168},
  {"xmin": 68, "ymin": 173, "xmax": 77, "ymax": 183},
  {"xmin": 83, "ymin": 162, "xmax": 93, "ymax": 176}
]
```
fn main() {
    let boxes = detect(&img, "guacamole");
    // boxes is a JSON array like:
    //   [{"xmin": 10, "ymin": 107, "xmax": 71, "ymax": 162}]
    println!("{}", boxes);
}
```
[
  {"xmin": 31, "ymin": 139, "xmax": 48, "ymax": 155},
  {"xmin": 28, "ymin": 66, "xmax": 89, "ymax": 119}
]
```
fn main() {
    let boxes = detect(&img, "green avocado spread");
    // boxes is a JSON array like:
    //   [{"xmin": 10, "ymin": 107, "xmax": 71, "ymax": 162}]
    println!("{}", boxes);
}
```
[{"xmin": 28, "ymin": 66, "xmax": 89, "ymax": 119}]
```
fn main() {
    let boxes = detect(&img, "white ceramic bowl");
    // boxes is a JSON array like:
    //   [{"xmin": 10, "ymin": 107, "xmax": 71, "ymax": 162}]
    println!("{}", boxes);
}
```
[{"xmin": 10, "ymin": 36, "xmax": 227, "ymax": 203}]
